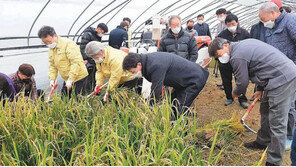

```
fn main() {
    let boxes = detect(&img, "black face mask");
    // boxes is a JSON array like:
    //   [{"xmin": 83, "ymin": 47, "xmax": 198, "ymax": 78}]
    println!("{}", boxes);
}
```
[
  {"xmin": 187, "ymin": 26, "xmax": 193, "ymax": 30},
  {"xmin": 22, "ymin": 79, "xmax": 31, "ymax": 84}
]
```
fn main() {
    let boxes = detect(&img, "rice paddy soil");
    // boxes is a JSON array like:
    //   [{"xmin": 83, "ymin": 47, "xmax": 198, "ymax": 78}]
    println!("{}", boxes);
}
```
[{"xmin": 194, "ymin": 68, "xmax": 292, "ymax": 166}]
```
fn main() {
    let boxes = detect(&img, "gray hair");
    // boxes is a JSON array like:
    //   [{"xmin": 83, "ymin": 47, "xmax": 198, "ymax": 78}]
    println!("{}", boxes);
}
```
[
  {"xmin": 208, "ymin": 37, "xmax": 229, "ymax": 57},
  {"xmin": 168, "ymin": 15, "xmax": 181, "ymax": 26},
  {"xmin": 85, "ymin": 41, "xmax": 106, "ymax": 57},
  {"xmin": 259, "ymin": 2, "xmax": 280, "ymax": 13}
]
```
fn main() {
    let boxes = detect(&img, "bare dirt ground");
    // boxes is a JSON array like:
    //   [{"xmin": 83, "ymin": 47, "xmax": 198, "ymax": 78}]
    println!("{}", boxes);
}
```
[{"xmin": 193, "ymin": 68, "xmax": 292, "ymax": 166}]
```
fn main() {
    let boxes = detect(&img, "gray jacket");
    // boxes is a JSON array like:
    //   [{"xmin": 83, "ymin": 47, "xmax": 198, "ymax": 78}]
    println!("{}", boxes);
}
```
[
  {"xmin": 265, "ymin": 11, "xmax": 296, "ymax": 64},
  {"xmin": 158, "ymin": 28, "xmax": 198, "ymax": 62},
  {"xmin": 229, "ymin": 39, "xmax": 296, "ymax": 95}
]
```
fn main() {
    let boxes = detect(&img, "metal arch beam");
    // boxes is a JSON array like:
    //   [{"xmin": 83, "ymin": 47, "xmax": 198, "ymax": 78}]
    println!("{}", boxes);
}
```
[
  {"xmin": 27, "ymin": 0, "xmax": 51, "ymax": 46},
  {"xmin": 161, "ymin": 0, "xmax": 194, "ymax": 16},
  {"xmin": 131, "ymin": 0, "xmax": 181, "ymax": 38},
  {"xmin": 204, "ymin": 3, "xmax": 242, "ymax": 23},
  {"xmin": 178, "ymin": 0, "xmax": 201, "ymax": 16},
  {"xmin": 181, "ymin": 0, "xmax": 221, "ymax": 23},
  {"xmin": 73, "ymin": 0, "xmax": 117, "ymax": 41},
  {"xmin": 76, "ymin": 0, "xmax": 130, "ymax": 42},
  {"xmin": 106, "ymin": 0, "xmax": 132, "ymax": 24},
  {"xmin": 67, "ymin": 0, "xmax": 96, "ymax": 38},
  {"xmin": 129, "ymin": 0, "xmax": 160, "ymax": 28}
]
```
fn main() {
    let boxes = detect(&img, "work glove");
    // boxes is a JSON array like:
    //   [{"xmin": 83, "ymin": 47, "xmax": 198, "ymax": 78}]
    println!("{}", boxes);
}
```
[
  {"xmin": 94, "ymin": 85, "xmax": 102, "ymax": 95},
  {"xmin": 65, "ymin": 80, "xmax": 73, "ymax": 90},
  {"xmin": 50, "ymin": 80, "xmax": 57, "ymax": 89},
  {"xmin": 103, "ymin": 92, "xmax": 109, "ymax": 102}
]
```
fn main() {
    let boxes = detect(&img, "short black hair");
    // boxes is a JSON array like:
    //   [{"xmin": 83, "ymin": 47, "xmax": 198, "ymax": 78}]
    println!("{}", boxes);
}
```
[
  {"xmin": 280, "ymin": 6, "xmax": 292, "ymax": 13},
  {"xmin": 197, "ymin": 14, "xmax": 204, "ymax": 18},
  {"xmin": 18, "ymin": 64, "xmax": 35, "ymax": 77},
  {"xmin": 187, "ymin": 19, "xmax": 194, "ymax": 24},
  {"xmin": 97, "ymin": 23, "xmax": 108, "ymax": 33},
  {"xmin": 226, "ymin": 11, "xmax": 232, "ymax": 15},
  {"xmin": 122, "ymin": 53, "xmax": 141, "ymax": 71},
  {"xmin": 225, "ymin": 14, "xmax": 238, "ymax": 24},
  {"xmin": 208, "ymin": 37, "xmax": 229, "ymax": 57},
  {"xmin": 120, "ymin": 21, "xmax": 129, "ymax": 28},
  {"xmin": 123, "ymin": 17, "xmax": 131, "ymax": 24},
  {"xmin": 145, "ymin": 19, "xmax": 152, "ymax": 25},
  {"xmin": 216, "ymin": 8, "xmax": 226, "ymax": 15},
  {"xmin": 38, "ymin": 26, "xmax": 56, "ymax": 38}
]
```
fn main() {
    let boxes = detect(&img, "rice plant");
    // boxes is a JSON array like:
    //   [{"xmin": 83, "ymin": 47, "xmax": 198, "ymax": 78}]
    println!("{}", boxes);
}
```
[{"xmin": 0, "ymin": 88, "xmax": 260, "ymax": 166}]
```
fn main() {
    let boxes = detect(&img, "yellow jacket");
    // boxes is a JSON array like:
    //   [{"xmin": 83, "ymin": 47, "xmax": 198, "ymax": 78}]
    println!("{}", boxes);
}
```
[
  {"xmin": 48, "ymin": 37, "xmax": 88, "ymax": 83},
  {"xmin": 96, "ymin": 46, "xmax": 134, "ymax": 92}
]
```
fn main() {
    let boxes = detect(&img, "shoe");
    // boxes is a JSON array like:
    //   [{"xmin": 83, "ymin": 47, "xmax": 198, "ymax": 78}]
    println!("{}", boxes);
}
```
[
  {"xmin": 244, "ymin": 141, "xmax": 267, "ymax": 150},
  {"xmin": 216, "ymin": 84, "xmax": 224, "ymax": 90},
  {"xmin": 240, "ymin": 102, "xmax": 249, "ymax": 109},
  {"xmin": 224, "ymin": 99, "xmax": 233, "ymax": 106},
  {"xmin": 265, "ymin": 162, "xmax": 277, "ymax": 166},
  {"xmin": 285, "ymin": 139, "xmax": 292, "ymax": 151}
]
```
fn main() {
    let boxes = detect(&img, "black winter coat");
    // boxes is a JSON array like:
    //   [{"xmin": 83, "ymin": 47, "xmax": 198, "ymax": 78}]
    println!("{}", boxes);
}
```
[
  {"xmin": 140, "ymin": 52, "xmax": 209, "ymax": 101},
  {"xmin": 158, "ymin": 28, "xmax": 198, "ymax": 62},
  {"xmin": 108, "ymin": 26, "xmax": 128, "ymax": 49},
  {"xmin": 80, "ymin": 27, "xmax": 102, "ymax": 64}
]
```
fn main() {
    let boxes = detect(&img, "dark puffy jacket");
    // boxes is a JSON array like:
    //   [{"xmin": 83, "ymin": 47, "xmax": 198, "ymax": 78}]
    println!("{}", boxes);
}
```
[
  {"xmin": 80, "ymin": 27, "xmax": 102, "ymax": 64},
  {"xmin": 265, "ymin": 11, "xmax": 296, "ymax": 64},
  {"xmin": 250, "ymin": 22, "xmax": 266, "ymax": 42},
  {"xmin": 140, "ymin": 52, "xmax": 209, "ymax": 101},
  {"xmin": 0, "ymin": 72, "xmax": 15, "ymax": 102},
  {"xmin": 109, "ymin": 26, "xmax": 128, "ymax": 49},
  {"xmin": 158, "ymin": 28, "xmax": 198, "ymax": 62}
]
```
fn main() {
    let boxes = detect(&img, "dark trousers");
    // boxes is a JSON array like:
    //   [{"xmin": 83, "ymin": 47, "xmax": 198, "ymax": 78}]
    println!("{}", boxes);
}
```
[
  {"xmin": 61, "ymin": 77, "xmax": 87, "ymax": 98},
  {"xmin": 292, "ymin": 128, "xmax": 296, "ymax": 165},
  {"xmin": 118, "ymin": 78, "xmax": 143, "ymax": 94},
  {"xmin": 85, "ymin": 64, "xmax": 96, "ymax": 94},
  {"xmin": 171, "ymin": 84, "xmax": 204, "ymax": 117},
  {"xmin": 219, "ymin": 62, "xmax": 248, "ymax": 103}
]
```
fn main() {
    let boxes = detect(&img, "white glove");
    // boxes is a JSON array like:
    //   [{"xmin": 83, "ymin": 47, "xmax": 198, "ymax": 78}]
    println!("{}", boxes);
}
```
[
  {"xmin": 50, "ymin": 80, "xmax": 57, "ymax": 89},
  {"xmin": 103, "ymin": 92, "xmax": 109, "ymax": 102},
  {"xmin": 66, "ymin": 80, "xmax": 73, "ymax": 90}
]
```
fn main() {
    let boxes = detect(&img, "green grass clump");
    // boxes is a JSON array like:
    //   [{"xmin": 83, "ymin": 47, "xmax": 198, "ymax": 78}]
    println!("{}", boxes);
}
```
[{"xmin": 0, "ymin": 89, "xmax": 245, "ymax": 165}]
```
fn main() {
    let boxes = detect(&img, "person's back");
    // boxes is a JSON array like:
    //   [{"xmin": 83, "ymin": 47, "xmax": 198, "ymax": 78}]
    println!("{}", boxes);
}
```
[
  {"xmin": 230, "ymin": 39, "xmax": 296, "ymax": 91},
  {"xmin": 142, "ymin": 52, "xmax": 208, "ymax": 89},
  {"xmin": 0, "ymin": 72, "xmax": 15, "ymax": 103},
  {"xmin": 109, "ymin": 22, "xmax": 128, "ymax": 49}
]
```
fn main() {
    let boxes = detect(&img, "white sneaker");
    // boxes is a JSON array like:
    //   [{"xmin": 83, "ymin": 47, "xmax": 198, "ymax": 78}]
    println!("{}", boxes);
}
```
[{"xmin": 285, "ymin": 139, "xmax": 292, "ymax": 151}]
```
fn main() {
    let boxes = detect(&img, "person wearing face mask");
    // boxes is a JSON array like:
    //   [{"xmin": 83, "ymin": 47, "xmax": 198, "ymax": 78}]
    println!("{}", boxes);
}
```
[
  {"xmin": 85, "ymin": 41, "xmax": 139, "ymax": 101},
  {"xmin": 185, "ymin": 19, "xmax": 198, "ymax": 37},
  {"xmin": 38, "ymin": 26, "xmax": 88, "ymax": 98},
  {"xmin": 217, "ymin": 14, "xmax": 250, "ymax": 109},
  {"xmin": 193, "ymin": 14, "xmax": 211, "ymax": 38},
  {"xmin": 208, "ymin": 38, "xmax": 296, "ymax": 166},
  {"xmin": 8, "ymin": 64, "xmax": 40, "ymax": 101},
  {"xmin": 158, "ymin": 15, "xmax": 198, "ymax": 62},
  {"xmin": 0, "ymin": 72, "xmax": 16, "ymax": 105},
  {"xmin": 216, "ymin": 8, "xmax": 227, "ymax": 36},
  {"xmin": 122, "ymin": 52, "xmax": 209, "ymax": 120},
  {"xmin": 80, "ymin": 23, "xmax": 108, "ymax": 94},
  {"xmin": 109, "ymin": 21, "xmax": 129, "ymax": 49},
  {"xmin": 259, "ymin": 2, "xmax": 296, "ymax": 151}
]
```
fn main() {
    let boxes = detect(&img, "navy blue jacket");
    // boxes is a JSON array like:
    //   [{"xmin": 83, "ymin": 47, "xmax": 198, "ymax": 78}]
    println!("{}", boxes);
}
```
[
  {"xmin": 0, "ymin": 72, "xmax": 15, "ymax": 102},
  {"xmin": 108, "ymin": 26, "xmax": 128, "ymax": 49},
  {"xmin": 265, "ymin": 11, "xmax": 296, "ymax": 64},
  {"xmin": 250, "ymin": 22, "xmax": 266, "ymax": 42},
  {"xmin": 140, "ymin": 52, "xmax": 209, "ymax": 100},
  {"xmin": 193, "ymin": 23, "xmax": 212, "ymax": 38}
]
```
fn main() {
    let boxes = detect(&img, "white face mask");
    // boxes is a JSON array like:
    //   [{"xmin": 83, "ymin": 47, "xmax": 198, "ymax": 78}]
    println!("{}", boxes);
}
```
[
  {"xmin": 47, "ymin": 42, "xmax": 57, "ymax": 49},
  {"xmin": 133, "ymin": 70, "xmax": 142, "ymax": 78},
  {"xmin": 218, "ymin": 53, "xmax": 230, "ymax": 64},
  {"xmin": 197, "ymin": 20, "xmax": 204, "ymax": 25},
  {"xmin": 171, "ymin": 27, "xmax": 181, "ymax": 34},
  {"xmin": 262, "ymin": 20, "xmax": 275, "ymax": 29},
  {"xmin": 227, "ymin": 26, "xmax": 237, "ymax": 33},
  {"xmin": 218, "ymin": 16, "xmax": 225, "ymax": 22},
  {"xmin": 98, "ymin": 33, "xmax": 103, "ymax": 37},
  {"xmin": 94, "ymin": 57, "xmax": 104, "ymax": 63}
]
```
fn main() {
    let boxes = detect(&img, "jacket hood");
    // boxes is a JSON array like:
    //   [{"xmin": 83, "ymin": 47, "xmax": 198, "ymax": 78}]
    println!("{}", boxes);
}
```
[{"xmin": 83, "ymin": 27, "xmax": 99, "ymax": 38}]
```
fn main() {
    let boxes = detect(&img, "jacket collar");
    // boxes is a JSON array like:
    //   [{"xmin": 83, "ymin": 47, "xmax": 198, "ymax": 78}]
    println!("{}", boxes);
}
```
[
  {"xmin": 55, "ymin": 36, "xmax": 63, "ymax": 49},
  {"xmin": 274, "ymin": 10, "xmax": 287, "ymax": 29},
  {"xmin": 117, "ymin": 26, "xmax": 127, "ymax": 31}
]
